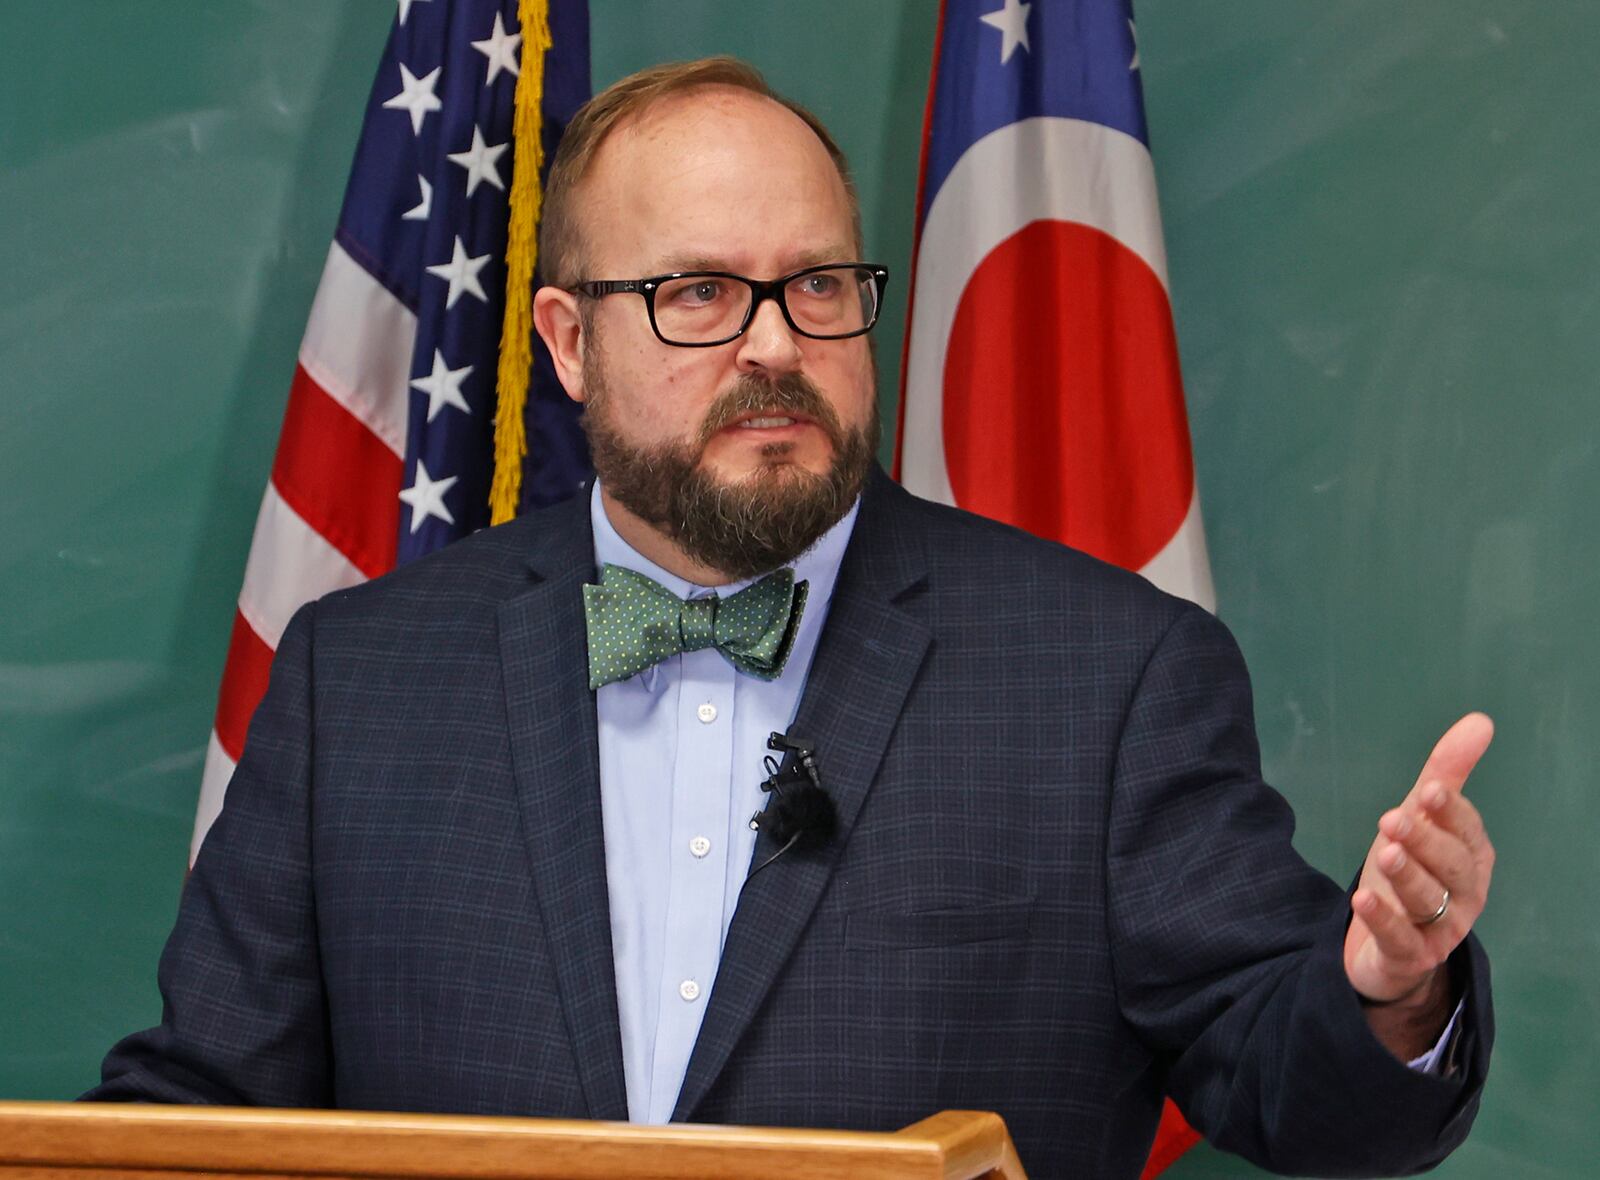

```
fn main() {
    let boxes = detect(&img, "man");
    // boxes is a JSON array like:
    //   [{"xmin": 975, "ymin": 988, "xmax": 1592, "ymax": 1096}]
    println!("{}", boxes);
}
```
[{"xmin": 92, "ymin": 59, "xmax": 1496, "ymax": 1179}]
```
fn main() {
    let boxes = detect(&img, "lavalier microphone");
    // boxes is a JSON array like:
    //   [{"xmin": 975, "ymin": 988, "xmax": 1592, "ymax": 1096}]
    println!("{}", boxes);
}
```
[{"xmin": 749, "ymin": 729, "xmax": 837, "ymax": 874}]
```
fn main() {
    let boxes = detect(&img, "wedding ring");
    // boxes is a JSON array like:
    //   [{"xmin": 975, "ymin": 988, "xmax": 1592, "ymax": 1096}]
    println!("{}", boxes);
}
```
[{"xmin": 1420, "ymin": 889, "xmax": 1450, "ymax": 926}]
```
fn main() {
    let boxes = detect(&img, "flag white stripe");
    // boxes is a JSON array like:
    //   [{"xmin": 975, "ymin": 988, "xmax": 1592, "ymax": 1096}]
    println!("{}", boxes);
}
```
[
  {"xmin": 192, "ymin": 731, "xmax": 238, "ymax": 864},
  {"xmin": 195, "ymin": 481, "xmax": 369, "ymax": 863},
  {"xmin": 298, "ymin": 241, "xmax": 416, "ymax": 459},
  {"xmin": 236, "ymin": 481, "xmax": 369, "ymax": 652},
  {"xmin": 1137, "ymin": 493, "xmax": 1216, "ymax": 611}
]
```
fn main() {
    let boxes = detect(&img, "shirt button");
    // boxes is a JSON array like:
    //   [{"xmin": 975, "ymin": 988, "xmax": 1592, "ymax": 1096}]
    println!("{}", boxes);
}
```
[
  {"xmin": 696, "ymin": 702, "xmax": 718, "ymax": 724},
  {"xmin": 679, "ymin": 979, "xmax": 701, "ymax": 1002},
  {"xmin": 689, "ymin": 835, "xmax": 712, "ymax": 858}
]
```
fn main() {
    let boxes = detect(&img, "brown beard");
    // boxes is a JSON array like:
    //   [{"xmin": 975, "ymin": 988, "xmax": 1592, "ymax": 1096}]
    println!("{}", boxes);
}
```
[{"xmin": 581, "ymin": 347, "xmax": 878, "ymax": 580}]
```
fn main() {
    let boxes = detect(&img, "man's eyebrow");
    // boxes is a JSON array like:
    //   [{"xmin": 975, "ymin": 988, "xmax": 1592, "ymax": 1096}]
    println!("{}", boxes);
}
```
[
  {"xmin": 652, "ymin": 254, "xmax": 723, "ymax": 273},
  {"xmin": 785, "ymin": 246, "xmax": 858, "ymax": 271}
]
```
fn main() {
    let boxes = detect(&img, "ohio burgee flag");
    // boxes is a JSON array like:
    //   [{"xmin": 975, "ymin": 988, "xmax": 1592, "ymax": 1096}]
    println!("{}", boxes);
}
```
[
  {"xmin": 897, "ymin": 0, "xmax": 1213, "ymax": 608},
  {"xmin": 895, "ymin": 1, "xmax": 1214, "ymax": 1172}
]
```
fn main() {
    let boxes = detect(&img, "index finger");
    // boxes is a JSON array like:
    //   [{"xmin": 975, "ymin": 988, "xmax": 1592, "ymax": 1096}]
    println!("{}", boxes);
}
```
[{"xmin": 1411, "ymin": 712, "xmax": 1495, "ymax": 798}]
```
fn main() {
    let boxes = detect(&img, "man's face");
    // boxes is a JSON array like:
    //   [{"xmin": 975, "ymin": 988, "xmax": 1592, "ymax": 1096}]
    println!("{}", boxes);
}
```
[{"xmin": 567, "ymin": 88, "xmax": 879, "ymax": 578}]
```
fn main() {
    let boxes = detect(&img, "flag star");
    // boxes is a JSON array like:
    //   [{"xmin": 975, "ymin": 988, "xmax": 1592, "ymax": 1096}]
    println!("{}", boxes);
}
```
[
  {"xmin": 1129, "ymin": 20, "xmax": 1140, "ymax": 71},
  {"xmin": 410, "ymin": 349, "xmax": 474, "ymax": 421},
  {"xmin": 396, "ymin": 0, "xmax": 433, "ymax": 26},
  {"xmin": 447, "ymin": 126, "xmax": 509, "ymax": 197},
  {"xmin": 399, "ymin": 460, "xmax": 458, "ymax": 534},
  {"xmin": 425, "ymin": 236, "xmax": 493, "ymax": 308},
  {"xmin": 472, "ymin": 11, "xmax": 523, "ymax": 86},
  {"xmin": 979, "ymin": 0, "xmax": 1032, "ymax": 64},
  {"xmin": 382, "ymin": 63, "xmax": 443, "ymax": 136},
  {"xmin": 402, "ymin": 174, "xmax": 433, "ymax": 222}
]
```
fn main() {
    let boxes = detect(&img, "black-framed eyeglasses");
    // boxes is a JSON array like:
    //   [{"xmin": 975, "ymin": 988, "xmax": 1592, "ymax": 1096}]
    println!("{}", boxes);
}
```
[{"xmin": 570, "ymin": 262, "xmax": 889, "ymax": 348}]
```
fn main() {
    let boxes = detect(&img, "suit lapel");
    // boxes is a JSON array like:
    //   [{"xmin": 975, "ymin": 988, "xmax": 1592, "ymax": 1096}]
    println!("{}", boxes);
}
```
[
  {"xmin": 497, "ymin": 493, "xmax": 629, "ymax": 1121},
  {"xmin": 673, "ymin": 471, "xmax": 932, "ymax": 1120}
]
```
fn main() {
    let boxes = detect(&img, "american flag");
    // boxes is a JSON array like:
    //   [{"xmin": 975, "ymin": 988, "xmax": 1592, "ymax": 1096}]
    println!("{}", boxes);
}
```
[
  {"xmin": 895, "ymin": 0, "xmax": 1213, "ymax": 1173},
  {"xmin": 193, "ymin": 0, "xmax": 592, "ymax": 861}
]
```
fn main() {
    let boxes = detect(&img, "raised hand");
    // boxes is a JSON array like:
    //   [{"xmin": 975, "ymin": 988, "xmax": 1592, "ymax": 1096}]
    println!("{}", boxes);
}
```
[{"xmin": 1344, "ymin": 713, "xmax": 1495, "ymax": 1054}]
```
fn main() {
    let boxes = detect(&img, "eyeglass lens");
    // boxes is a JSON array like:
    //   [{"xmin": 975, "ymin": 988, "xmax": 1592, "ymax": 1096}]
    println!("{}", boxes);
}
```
[{"xmin": 653, "ymin": 267, "xmax": 878, "ymax": 344}]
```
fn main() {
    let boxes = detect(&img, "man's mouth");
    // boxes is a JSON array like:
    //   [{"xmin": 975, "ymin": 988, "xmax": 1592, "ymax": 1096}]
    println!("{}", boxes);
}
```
[{"xmin": 725, "ymin": 411, "xmax": 811, "ymax": 431}]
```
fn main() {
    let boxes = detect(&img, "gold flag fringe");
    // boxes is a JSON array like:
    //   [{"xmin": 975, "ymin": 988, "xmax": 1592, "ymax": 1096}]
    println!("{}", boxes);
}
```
[{"xmin": 489, "ymin": 0, "xmax": 552, "ymax": 525}]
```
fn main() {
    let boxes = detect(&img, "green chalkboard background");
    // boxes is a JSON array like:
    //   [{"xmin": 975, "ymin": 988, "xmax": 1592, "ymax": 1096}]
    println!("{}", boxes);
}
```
[{"xmin": 1, "ymin": 2, "xmax": 1594, "ymax": 1176}]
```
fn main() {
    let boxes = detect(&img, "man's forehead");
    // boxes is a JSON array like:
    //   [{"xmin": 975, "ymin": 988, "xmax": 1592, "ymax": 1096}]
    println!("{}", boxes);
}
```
[
  {"xmin": 592, "ymin": 85, "xmax": 838, "ymax": 186},
  {"xmin": 584, "ymin": 86, "xmax": 856, "ymax": 272},
  {"xmin": 616, "ymin": 83, "xmax": 803, "ymax": 146}
]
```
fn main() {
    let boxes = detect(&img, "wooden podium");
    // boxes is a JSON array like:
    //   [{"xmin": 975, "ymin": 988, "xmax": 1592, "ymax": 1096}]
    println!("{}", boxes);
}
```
[{"xmin": 0, "ymin": 1102, "xmax": 1026, "ymax": 1179}]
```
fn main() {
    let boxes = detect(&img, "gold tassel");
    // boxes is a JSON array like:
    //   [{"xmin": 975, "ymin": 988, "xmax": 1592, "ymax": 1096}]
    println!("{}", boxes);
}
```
[{"xmin": 489, "ymin": 0, "xmax": 552, "ymax": 525}]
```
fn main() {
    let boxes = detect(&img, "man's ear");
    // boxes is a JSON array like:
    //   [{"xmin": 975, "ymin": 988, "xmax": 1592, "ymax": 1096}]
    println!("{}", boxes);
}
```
[{"xmin": 533, "ymin": 286, "xmax": 587, "ymax": 404}]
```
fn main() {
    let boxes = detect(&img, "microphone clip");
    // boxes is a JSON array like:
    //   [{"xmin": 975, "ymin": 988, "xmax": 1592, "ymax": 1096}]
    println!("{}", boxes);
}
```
[{"xmin": 751, "ymin": 730, "xmax": 837, "ymax": 853}]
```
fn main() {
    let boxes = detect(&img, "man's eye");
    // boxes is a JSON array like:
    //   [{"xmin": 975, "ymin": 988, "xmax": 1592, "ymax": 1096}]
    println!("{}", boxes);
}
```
[
  {"xmin": 799, "ymin": 274, "xmax": 840, "ymax": 297},
  {"xmin": 672, "ymin": 280, "xmax": 725, "ymax": 306}
]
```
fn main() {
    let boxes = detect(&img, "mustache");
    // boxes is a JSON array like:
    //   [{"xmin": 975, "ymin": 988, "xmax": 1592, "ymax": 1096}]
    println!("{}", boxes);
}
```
[{"xmin": 695, "ymin": 373, "xmax": 843, "ymax": 446}]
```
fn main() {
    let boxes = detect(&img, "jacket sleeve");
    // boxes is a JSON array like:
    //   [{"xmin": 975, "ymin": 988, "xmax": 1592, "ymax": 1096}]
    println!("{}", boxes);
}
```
[
  {"xmin": 85, "ymin": 601, "xmax": 333, "ymax": 1106},
  {"xmin": 1107, "ymin": 602, "xmax": 1493, "ymax": 1177}
]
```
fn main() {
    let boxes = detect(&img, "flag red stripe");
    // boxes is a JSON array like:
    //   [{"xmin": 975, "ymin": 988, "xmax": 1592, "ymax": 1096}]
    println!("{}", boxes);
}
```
[
  {"xmin": 212, "ymin": 610, "xmax": 276, "ymax": 763},
  {"xmin": 271, "ymin": 364, "xmax": 402, "ymax": 580}
]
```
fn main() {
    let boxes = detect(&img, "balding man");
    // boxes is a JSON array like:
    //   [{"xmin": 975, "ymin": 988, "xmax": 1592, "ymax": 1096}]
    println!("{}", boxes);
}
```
[{"xmin": 93, "ymin": 59, "xmax": 1495, "ymax": 1179}]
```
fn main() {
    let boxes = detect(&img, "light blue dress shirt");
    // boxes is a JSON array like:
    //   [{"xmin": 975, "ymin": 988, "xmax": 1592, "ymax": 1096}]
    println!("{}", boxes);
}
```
[
  {"xmin": 588, "ymin": 481, "xmax": 861, "ymax": 1124},
  {"xmin": 584, "ymin": 482, "xmax": 1456, "ymax": 1123}
]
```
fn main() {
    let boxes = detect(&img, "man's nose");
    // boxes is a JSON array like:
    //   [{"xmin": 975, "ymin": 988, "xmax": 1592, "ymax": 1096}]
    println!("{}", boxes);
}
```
[{"xmin": 734, "ymin": 296, "xmax": 804, "ymax": 376}]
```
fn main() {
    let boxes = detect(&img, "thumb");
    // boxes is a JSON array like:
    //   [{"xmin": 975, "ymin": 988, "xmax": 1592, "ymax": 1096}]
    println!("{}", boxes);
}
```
[{"xmin": 1413, "ymin": 711, "xmax": 1494, "ymax": 796}]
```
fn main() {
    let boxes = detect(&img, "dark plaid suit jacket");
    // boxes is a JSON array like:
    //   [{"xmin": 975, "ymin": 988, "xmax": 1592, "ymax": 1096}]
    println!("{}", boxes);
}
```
[{"xmin": 93, "ymin": 467, "xmax": 1491, "ymax": 1178}]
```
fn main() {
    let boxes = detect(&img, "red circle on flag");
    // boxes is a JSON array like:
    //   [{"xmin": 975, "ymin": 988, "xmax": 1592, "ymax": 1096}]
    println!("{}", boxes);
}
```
[{"xmin": 942, "ymin": 219, "xmax": 1195, "ymax": 571}]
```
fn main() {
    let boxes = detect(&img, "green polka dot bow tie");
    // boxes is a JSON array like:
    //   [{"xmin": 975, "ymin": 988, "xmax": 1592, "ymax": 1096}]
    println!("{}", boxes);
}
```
[{"xmin": 582, "ymin": 563, "xmax": 810, "ymax": 690}]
